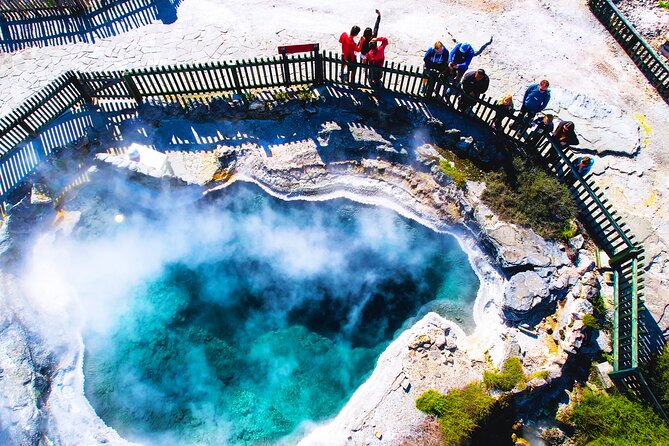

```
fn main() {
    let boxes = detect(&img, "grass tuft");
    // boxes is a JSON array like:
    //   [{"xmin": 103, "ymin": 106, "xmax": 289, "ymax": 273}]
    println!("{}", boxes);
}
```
[
  {"xmin": 416, "ymin": 383, "xmax": 496, "ymax": 446},
  {"xmin": 483, "ymin": 357, "xmax": 526, "ymax": 391}
]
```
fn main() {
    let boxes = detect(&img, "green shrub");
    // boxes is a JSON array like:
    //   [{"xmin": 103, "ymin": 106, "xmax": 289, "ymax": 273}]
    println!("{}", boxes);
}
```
[
  {"xmin": 297, "ymin": 90, "xmax": 314, "ymax": 103},
  {"xmin": 273, "ymin": 90, "xmax": 290, "ymax": 102},
  {"xmin": 240, "ymin": 91, "xmax": 256, "ymax": 102},
  {"xmin": 659, "ymin": 1, "xmax": 669, "ymax": 9},
  {"xmin": 416, "ymin": 383, "xmax": 496, "ymax": 446},
  {"xmin": 569, "ymin": 389, "xmax": 669, "ymax": 445},
  {"xmin": 530, "ymin": 370, "xmax": 550, "ymax": 381},
  {"xmin": 559, "ymin": 221, "xmax": 578, "ymax": 240},
  {"xmin": 483, "ymin": 357, "xmax": 526, "ymax": 391},
  {"xmin": 655, "ymin": 343, "xmax": 669, "ymax": 404},
  {"xmin": 416, "ymin": 389, "xmax": 449, "ymax": 416},
  {"xmin": 439, "ymin": 161, "xmax": 468, "ymax": 187},
  {"xmin": 582, "ymin": 314, "xmax": 600, "ymax": 330},
  {"xmin": 482, "ymin": 167, "xmax": 576, "ymax": 239}
]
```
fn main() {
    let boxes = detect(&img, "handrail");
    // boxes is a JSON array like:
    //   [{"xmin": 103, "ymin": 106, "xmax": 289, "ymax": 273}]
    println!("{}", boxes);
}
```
[
  {"xmin": 0, "ymin": 53, "xmax": 664, "ymax": 418},
  {"xmin": 589, "ymin": 0, "xmax": 669, "ymax": 102}
]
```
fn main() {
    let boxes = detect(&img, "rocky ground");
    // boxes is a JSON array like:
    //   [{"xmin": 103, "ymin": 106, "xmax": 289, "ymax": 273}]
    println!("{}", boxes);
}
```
[{"xmin": 0, "ymin": 88, "xmax": 606, "ymax": 445}]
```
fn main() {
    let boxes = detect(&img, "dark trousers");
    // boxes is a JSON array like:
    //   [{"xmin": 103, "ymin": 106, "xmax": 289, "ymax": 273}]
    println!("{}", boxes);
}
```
[
  {"xmin": 458, "ymin": 93, "xmax": 477, "ymax": 112},
  {"xmin": 517, "ymin": 105, "xmax": 537, "ymax": 125}
]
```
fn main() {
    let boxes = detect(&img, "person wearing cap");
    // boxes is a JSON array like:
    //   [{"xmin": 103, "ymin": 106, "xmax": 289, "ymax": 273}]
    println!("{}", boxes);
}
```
[
  {"xmin": 458, "ymin": 69, "xmax": 489, "ymax": 112},
  {"xmin": 448, "ymin": 42, "xmax": 476, "ymax": 83}
]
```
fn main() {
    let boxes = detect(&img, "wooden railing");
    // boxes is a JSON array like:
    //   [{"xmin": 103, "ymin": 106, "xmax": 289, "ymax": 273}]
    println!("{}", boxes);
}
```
[
  {"xmin": 589, "ymin": 0, "xmax": 669, "ymax": 102},
  {"xmin": 0, "ymin": 52, "xmax": 665, "ymax": 418},
  {"xmin": 0, "ymin": 0, "xmax": 181, "ymax": 51}
]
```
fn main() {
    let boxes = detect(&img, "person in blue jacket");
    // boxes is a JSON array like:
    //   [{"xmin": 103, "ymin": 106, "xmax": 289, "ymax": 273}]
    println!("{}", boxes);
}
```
[
  {"xmin": 448, "ymin": 42, "xmax": 475, "ymax": 83},
  {"xmin": 518, "ymin": 80, "xmax": 551, "ymax": 125},
  {"xmin": 422, "ymin": 41, "xmax": 449, "ymax": 91}
]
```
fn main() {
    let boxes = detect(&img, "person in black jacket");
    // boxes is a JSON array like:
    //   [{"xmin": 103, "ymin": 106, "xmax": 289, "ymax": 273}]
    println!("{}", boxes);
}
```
[
  {"xmin": 552, "ymin": 120, "xmax": 579, "ymax": 147},
  {"xmin": 458, "ymin": 69, "xmax": 489, "ymax": 112},
  {"xmin": 359, "ymin": 10, "xmax": 381, "ymax": 63}
]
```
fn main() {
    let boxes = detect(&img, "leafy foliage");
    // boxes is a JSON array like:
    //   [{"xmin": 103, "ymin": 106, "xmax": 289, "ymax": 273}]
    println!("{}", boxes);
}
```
[
  {"xmin": 483, "ymin": 357, "xmax": 526, "ymax": 391},
  {"xmin": 482, "ymin": 166, "xmax": 577, "ymax": 239},
  {"xmin": 273, "ymin": 90, "xmax": 290, "ymax": 102},
  {"xmin": 297, "ymin": 89, "xmax": 314, "ymax": 103},
  {"xmin": 582, "ymin": 314, "xmax": 600, "ymax": 330},
  {"xmin": 569, "ymin": 389, "xmax": 669, "ymax": 445},
  {"xmin": 530, "ymin": 370, "xmax": 550, "ymax": 381},
  {"xmin": 439, "ymin": 160, "xmax": 468, "ymax": 187},
  {"xmin": 415, "ymin": 383, "xmax": 496, "ymax": 446},
  {"xmin": 654, "ymin": 343, "xmax": 669, "ymax": 404}
]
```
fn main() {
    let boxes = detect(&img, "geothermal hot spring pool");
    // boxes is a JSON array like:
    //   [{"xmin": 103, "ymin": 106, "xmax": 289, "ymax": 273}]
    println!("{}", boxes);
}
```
[{"xmin": 74, "ymin": 182, "xmax": 479, "ymax": 445}]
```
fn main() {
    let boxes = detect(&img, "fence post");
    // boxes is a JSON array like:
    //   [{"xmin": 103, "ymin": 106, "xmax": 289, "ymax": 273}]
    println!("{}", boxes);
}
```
[
  {"xmin": 313, "ymin": 44, "xmax": 323, "ymax": 86},
  {"xmin": 123, "ymin": 71, "xmax": 143, "ymax": 104},
  {"xmin": 280, "ymin": 47, "xmax": 291, "ymax": 87},
  {"xmin": 228, "ymin": 62, "xmax": 243, "ymax": 95}
]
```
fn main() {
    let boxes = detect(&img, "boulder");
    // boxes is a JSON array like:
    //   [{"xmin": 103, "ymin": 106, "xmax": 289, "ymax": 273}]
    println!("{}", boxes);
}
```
[
  {"xmin": 486, "ymin": 223, "xmax": 570, "ymax": 271},
  {"xmin": 502, "ymin": 271, "xmax": 551, "ymax": 321}
]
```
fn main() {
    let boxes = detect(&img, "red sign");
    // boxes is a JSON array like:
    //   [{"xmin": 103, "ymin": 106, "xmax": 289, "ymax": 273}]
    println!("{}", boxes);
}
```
[{"xmin": 277, "ymin": 43, "xmax": 318, "ymax": 55}]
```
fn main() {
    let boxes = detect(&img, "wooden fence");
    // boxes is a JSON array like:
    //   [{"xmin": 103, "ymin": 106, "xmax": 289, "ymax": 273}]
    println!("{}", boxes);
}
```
[
  {"xmin": 589, "ymin": 0, "xmax": 669, "ymax": 102},
  {"xmin": 0, "ymin": 0, "xmax": 181, "ymax": 51},
  {"xmin": 0, "ymin": 0, "xmax": 106, "ymax": 17},
  {"xmin": 0, "ymin": 51, "xmax": 665, "ymax": 418}
]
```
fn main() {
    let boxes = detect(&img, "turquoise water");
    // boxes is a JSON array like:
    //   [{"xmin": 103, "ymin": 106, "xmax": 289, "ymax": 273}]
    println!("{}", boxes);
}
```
[{"xmin": 83, "ymin": 184, "xmax": 479, "ymax": 445}]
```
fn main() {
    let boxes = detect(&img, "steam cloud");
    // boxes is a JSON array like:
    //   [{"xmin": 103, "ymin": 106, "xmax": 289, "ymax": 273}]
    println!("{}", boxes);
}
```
[{"xmin": 19, "ymin": 174, "xmax": 479, "ymax": 445}]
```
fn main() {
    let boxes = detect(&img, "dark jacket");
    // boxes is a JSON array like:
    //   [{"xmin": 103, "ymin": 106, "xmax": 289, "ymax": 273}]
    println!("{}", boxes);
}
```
[
  {"xmin": 522, "ymin": 83, "xmax": 551, "ymax": 113},
  {"xmin": 461, "ymin": 71, "xmax": 489, "ymax": 96},
  {"xmin": 359, "ymin": 14, "xmax": 381, "ymax": 56},
  {"xmin": 423, "ymin": 47, "xmax": 449, "ymax": 71},
  {"xmin": 553, "ymin": 121, "xmax": 580, "ymax": 147},
  {"xmin": 448, "ymin": 43, "xmax": 475, "ymax": 71}
]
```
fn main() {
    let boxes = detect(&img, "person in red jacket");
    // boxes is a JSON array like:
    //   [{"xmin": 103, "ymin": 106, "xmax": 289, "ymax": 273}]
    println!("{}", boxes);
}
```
[
  {"xmin": 339, "ymin": 25, "xmax": 361, "ymax": 82},
  {"xmin": 366, "ymin": 37, "xmax": 388, "ymax": 87}
]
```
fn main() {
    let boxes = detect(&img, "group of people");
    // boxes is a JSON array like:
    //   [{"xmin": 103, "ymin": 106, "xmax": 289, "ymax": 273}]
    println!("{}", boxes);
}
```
[
  {"xmin": 338, "ymin": 13, "xmax": 591, "ymax": 173},
  {"xmin": 339, "ymin": 10, "xmax": 387, "ymax": 86},
  {"xmin": 418, "ymin": 39, "xmax": 589, "ymax": 170}
]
